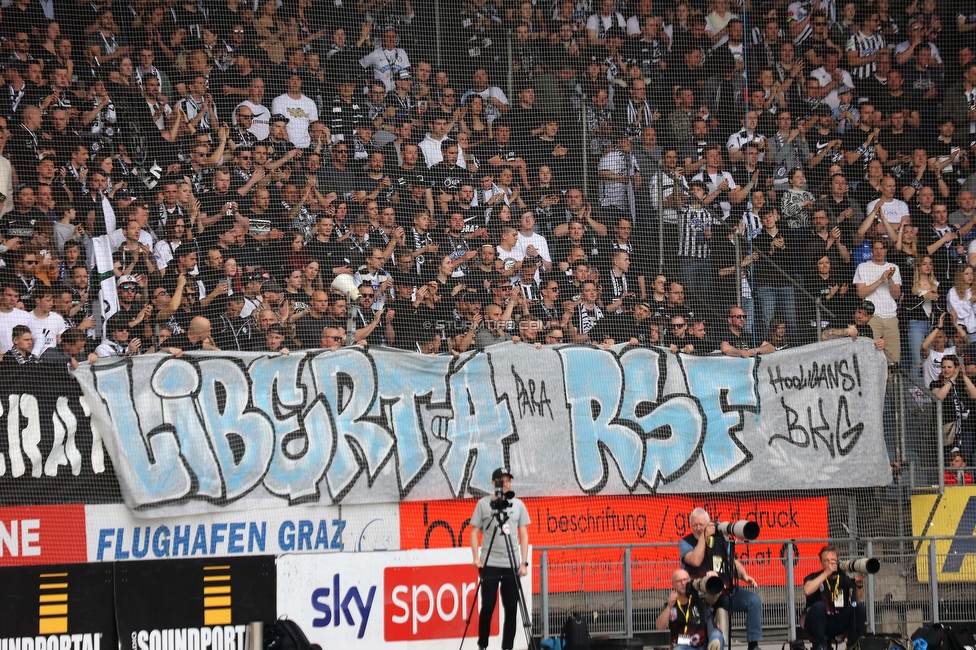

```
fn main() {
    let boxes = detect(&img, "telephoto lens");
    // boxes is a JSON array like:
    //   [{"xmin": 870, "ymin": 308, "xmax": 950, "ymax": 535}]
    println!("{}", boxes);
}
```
[
  {"xmin": 715, "ymin": 520, "xmax": 760, "ymax": 540},
  {"xmin": 839, "ymin": 558, "xmax": 880, "ymax": 574}
]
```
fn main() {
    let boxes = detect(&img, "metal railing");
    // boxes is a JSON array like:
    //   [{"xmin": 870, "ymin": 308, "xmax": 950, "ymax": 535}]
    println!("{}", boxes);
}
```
[{"xmin": 533, "ymin": 535, "xmax": 976, "ymax": 642}]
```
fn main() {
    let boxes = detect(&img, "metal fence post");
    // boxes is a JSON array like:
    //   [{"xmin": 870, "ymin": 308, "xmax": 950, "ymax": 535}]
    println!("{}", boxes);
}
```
[
  {"xmin": 624, "ymin": 547, "xmax": 633, "ymax": 639},
  {"xmin": 937, "ymin": 398, "xmax": 945, "ymax": 493},
  {"xmin": 866, "ymin": 540, "xmax": 876, "ymax": 633},
  {"xmin": 787, "ymin": 542, "xmax": 796, "ymax": 642},
  {"xmin": 929, "ymin": 540, "xmax": 939, "ymax": 623},
  {"xmin": 541, "ymin": 550, "xmax": 549, "ymax": 639}
]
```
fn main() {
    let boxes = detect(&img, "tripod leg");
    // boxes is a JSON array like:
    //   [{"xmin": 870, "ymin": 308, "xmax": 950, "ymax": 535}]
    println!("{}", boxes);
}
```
[
  {"xmin": 458, "ymin": 525, "xmax": 500, "ymax": 650},
  {"xmin": 501, "ymin": 526, "xmax": 537, "ymax": 650}
]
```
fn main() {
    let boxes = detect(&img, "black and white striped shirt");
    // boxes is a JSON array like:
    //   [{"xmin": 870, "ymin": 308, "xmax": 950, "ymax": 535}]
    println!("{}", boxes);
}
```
[
  {"xmin": 845, "ymin": 30, "xmax": 886, "ymax": 79},
  {"xmin": 677, "ymin": 204, "xmax": 716, "ymax": 259}
]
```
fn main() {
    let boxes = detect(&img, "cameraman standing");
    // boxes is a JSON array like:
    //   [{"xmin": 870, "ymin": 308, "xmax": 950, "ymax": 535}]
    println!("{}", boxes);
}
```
[
  {"xmin": 802, "ymin": 545, "xmax": 866, "ymax": 650},
  {"xmin": 679, "ymin": 508, "xmax": 763, "ymax": 650},
  {"xmin": 655, "ymin": 569, "xmax": 725, "ymax": 650},
  {"xmin": 469, "ymin": 468, "xmax": 531, "ymax": 650}
]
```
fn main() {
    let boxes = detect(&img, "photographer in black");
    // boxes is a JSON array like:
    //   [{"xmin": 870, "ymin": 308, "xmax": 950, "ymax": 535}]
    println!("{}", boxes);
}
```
[
  {"xmin": 802, "ymin": 545, "xmax": 866, "ymax": 650},
  {"xmin": 679, "ymin": 508, "xmax": 763, "ymax": 650},
  {"xmin": 655, "ymin": 569, "xmax": 725, "ymax": 650},
  {"xmin": 469, "ymin": 468, "xmax": 531, "ymax": 650}
]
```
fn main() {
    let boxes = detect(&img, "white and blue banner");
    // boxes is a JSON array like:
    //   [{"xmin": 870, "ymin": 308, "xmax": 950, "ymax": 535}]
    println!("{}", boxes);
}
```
[{"xmin": 73, "ymin": 338, "xmax": 892, "ymax": 518}]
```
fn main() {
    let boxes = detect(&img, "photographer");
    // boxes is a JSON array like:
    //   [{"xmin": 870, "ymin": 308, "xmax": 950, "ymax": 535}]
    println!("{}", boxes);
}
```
[
  {"xmin": 679, "ymin": 508, "xmax": 762, "ymax": 650},
  {"xmin": 801, "ymin": 545, "xmax": 866, "ymax": 650},
  {"xmin": 469, "ymin": 468, "xmax": 530, "ymax": 650},
  {"xmin": 655, "ymin": 569, "xmax": 725, "ymax": 650}
]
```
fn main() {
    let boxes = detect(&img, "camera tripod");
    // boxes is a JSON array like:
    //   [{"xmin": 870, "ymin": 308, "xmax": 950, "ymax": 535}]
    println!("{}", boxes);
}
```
[{"xmin": 458, "ymin": 503, "xmax": 536, "ymax": 650}]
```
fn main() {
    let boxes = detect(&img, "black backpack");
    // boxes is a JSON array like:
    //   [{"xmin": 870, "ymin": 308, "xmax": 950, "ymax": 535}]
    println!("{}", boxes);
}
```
[
  {"xmin": 562, "ymin": 613, "xmax": 591, "ymax": 650},
  {"xmin": 265, "ymin": 618, "xmax": 315, "ymax": 650},
  {"xmin": 912, "ymin": 624, "xmax": 952, "ymax": 650},
  {"xmin": 946, "ymin": 627, "xmax": 976, "ymax": 650}
]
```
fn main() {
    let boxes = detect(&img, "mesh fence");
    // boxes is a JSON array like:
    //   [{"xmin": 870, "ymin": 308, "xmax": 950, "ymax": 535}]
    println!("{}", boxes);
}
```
[{"xmin": 0, "ymin": 3, "xmax": 974, "ymax": 644}]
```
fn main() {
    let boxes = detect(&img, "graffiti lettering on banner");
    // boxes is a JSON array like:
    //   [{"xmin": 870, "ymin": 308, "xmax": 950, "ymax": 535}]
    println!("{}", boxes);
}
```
[
  {"xmin": 114, "ymin": 556, "xmax": 276, "ymax": 646},
  {"xmin": 85, "ymin": 503, "xmax": 399, "ymax": 561},
  {"xmin": 0, "ymin": 562, "xmax": 116, "ymax": 647},
  {"xmin": 401, "ymin": 496, "xmax": 828, "ymax": 591},
  {"xmin": 0, "ymin": 505, "xmax": 87, "ymax": 566},
  {"xmin": 72, "ymin": 340, "xmax": 890, "ymax": 516},
  {"xmin": 0, "ymin": 382, "xmax": 119, "ymax": 505}
]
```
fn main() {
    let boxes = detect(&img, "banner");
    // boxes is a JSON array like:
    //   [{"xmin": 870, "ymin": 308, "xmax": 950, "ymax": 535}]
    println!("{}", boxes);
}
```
[
  {"xmin": 0, "ymin": 375, "xmax": 119, "ymax": 506},
  {"xmin": 114, "ymin": 556, "xmax": 276, "ymax": 646},
  {"xmin": 401, "ymin": 495, "xmax": 828, "ymax": 591},
  {"xmin": 0, "ymin": 505, "xmax": 88, "ymax": 566},
  {"xmin": 276, "ymin": 548, "xmax": 531, "ymax": 649},
  {"xmin": 73, "ymin": 339, "xmax": 891, "ymax": 517},
  {"xmin": 912, "ymin": 487, "xmax": 976, "ymax": 582},
  {"xmin": 86, "ymin": 503, "xmax": 399, "ymax": 561},
  {"xmin": 0, "ymin": 562, "xmax": 116, "ymax": 648}
]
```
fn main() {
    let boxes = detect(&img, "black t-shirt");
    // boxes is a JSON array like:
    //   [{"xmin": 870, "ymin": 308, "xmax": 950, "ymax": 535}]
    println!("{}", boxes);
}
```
[
  {"xmin": 802, "ymin": 570, "xmax": 858, "ymax": 614},
  {"xmin": 293, "ymin": 313, "xmax": 330, "ymax": 348},
  {"xmin": 680, "ymin": 532, "xmax": 732, "ymax": 580},
  {"xmin": 165, "ymin": 331, "xmax": 206, "ymax": 351},
  {"xmin": 720, "ymin": 327, "xmax": 751, "ymax": 351},
  {"xmin": 878, "ymin": 128, "xmax": 919, "ymax": 170},
  {"xmin": 429, "ymin": 161, "xmax": 472, "ymax": 198},
  {"xmin": 667, "ymin": 591, "xmax": 711, "ymax": 650}
]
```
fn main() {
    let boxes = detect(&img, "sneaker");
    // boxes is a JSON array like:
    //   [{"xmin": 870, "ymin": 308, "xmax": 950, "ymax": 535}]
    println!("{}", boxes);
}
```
[{"xmin": 709, "ymin": 639, "xmax": 722, "ymax": 650}]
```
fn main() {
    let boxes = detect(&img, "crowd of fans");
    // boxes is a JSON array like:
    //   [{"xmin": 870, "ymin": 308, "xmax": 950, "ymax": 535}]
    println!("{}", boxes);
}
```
[{"xmin": 0, "ymin": 0, "xmax": 975, "ymax": 456}]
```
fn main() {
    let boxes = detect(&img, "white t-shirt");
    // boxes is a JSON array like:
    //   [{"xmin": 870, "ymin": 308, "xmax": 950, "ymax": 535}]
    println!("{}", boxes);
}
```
[
  {"xmin": 0, "ymin": 307, "xmax": 30, "ymax": 353},
  {"xmin": 462, "ymin": 86, "xmax": 509, "ymax": 124},
  {"xmin": 853, "ymin": 260, "xmax": 901, "ymax": 318},
  {"xmin": 270, "ymin": 93, "xmax": 319, "ymax": 148},
  {"xmin": 948, "ymin": 286, "xmax": 976, "ymax": 335},
  {"xmin": 26, "ymin": 310, "xmax": 67, "ymax": 356},
  {"xmin": 922, "ymin": 344, "xmax": 955, "ymax": 387},
  {"xmin": 359, "ymin": 48, "xmax": 411, "ymax": 91},
  {"xmin": 496, "ymin": 244, "xmax": 524, "ymax": 275},
  {"xmin": 692, "ymin": 169, "xmax": 738, "ymax": 221},
  {"xmin": 234, "ymin": 100, "xmax": 272, "ymax": 140},
  {"xmin": 866, "ymin": 197, "xmax": 910, "ymax": 224}
]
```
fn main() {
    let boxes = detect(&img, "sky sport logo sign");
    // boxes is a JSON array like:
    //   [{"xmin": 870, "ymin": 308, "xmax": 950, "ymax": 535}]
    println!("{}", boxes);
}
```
[
  {"xmin": 384, "ymin": 564, "xmax": 498, "ymax": 641},
  {"xmin": 277, "ymin": 548, "xmax": 529, "ymax": 649}
]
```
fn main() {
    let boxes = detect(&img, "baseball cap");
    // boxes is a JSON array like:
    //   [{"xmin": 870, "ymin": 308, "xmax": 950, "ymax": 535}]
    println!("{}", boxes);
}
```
[
  {"xmin": 117, "ymin": 274, "xmax": 139, "ymax": 287},
  {"xmin": 245, "ymin": 272, "xmax": 267, "ymax": 284},
  {"xmin": 269, "ymin": 113, "xmax": 290, "ymax": 124},
  {"xmin": 398, "ymin": 69, "xmax": 412, "ymax": 80},
  {"xmin": 263, "ymin": 279, "xmax": 284, "ymax": 293},
  {"xmin": 492, "ymin": 467, "xmax": 514, "ymax": 481}
]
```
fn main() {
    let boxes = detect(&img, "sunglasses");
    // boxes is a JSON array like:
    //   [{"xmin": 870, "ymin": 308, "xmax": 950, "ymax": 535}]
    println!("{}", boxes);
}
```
[
  {"xmin": 120, "ymin": 285, "xmax": 138, "ymax": 290},
  {"xmin": 233, "ymin": 29, "xmax": 245, "ymax": 34}
]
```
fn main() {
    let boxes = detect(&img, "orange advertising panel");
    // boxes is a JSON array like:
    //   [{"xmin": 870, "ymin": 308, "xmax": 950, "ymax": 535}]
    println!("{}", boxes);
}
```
[{"xmin": 400, "ymin": 495, "xmax": 827, "ymax": 592}]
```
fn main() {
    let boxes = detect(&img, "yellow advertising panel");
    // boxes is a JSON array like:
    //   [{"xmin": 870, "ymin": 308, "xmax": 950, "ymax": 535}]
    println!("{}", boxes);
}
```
[{"xmin": 911, "ymin": 487, "xmax": 976, "ymax": 582}]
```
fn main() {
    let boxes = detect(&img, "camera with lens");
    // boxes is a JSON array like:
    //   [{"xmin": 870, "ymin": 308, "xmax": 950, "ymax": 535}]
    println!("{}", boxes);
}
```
[
  {"xmin": 490, "ymin": 478, "xmax": 510, "ymax": 510},
  {"xmin": 691, "ymin": 575, "xmax": 725, "ymax": 596},
  {"xmin": 715, "ymin": 520, "xmax": 760, "ymax": 541},
  {"xmin": 839, "ymin": 557, "xmax": 880, "ymax": 575}
]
